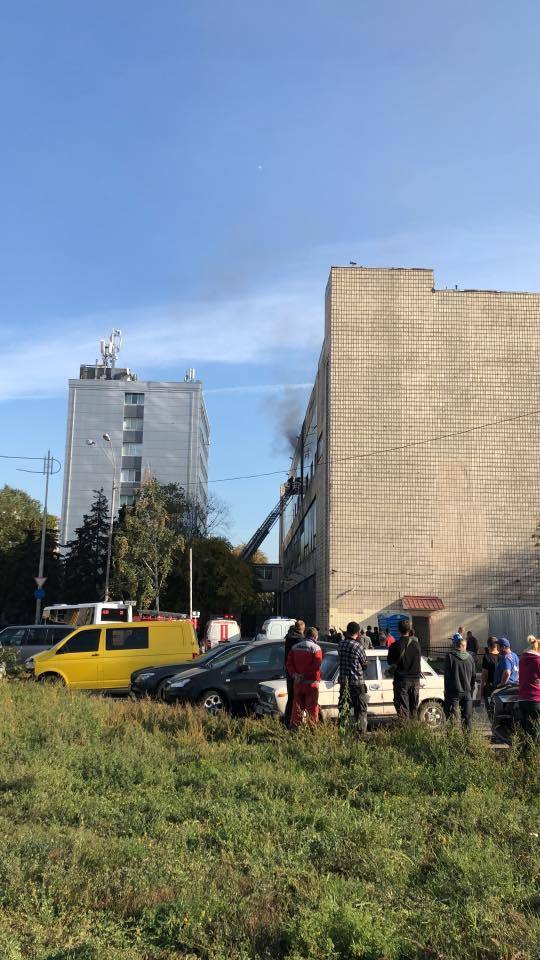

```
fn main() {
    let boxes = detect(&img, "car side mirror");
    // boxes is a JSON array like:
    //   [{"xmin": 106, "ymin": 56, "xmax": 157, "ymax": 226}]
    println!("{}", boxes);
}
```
[{"xmin": 237, "ymin": 661, "xmax": 250, "ymax": 672}]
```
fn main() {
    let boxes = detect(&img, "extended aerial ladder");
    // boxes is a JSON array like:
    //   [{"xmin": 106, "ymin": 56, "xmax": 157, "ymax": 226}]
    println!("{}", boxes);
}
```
[{"xmin": 239, "ymin": 477, "xmax": 303, "ymax": 562}]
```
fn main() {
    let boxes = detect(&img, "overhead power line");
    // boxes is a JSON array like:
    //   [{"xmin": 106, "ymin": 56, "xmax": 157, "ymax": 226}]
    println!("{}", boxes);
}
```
[
  {"xmin": 2, "ymin": 406, "xmax": 539, "ymax": 490},
  {"xmin": 207, "ymin": 404, "xmax": 540, "ymax": 484}
]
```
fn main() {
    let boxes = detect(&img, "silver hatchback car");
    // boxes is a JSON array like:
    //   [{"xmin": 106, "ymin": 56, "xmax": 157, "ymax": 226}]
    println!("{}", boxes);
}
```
[{"xmin": 0, "ymin": 624, "xmax": 74, "ymax": 662}]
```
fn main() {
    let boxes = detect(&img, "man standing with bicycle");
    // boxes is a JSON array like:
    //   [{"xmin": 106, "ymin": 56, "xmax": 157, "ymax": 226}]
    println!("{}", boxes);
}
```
[{"xmin": 387, "ymin": 619, "xmax": 421, "ymax": 719}]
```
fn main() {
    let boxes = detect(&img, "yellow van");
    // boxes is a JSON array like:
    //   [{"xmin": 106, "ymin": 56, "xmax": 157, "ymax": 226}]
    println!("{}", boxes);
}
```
[{"xmin": 28, "ymin": 620, "xmax": 198, "ymax": 692}]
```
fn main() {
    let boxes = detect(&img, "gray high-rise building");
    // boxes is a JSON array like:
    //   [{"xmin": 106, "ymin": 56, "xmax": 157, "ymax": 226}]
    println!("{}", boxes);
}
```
[{"xmin": 60, "ymin": 334, "xmax": 209, "ymax": 545}]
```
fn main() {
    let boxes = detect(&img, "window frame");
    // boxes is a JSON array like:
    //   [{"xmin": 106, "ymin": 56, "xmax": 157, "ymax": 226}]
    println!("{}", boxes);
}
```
[
  {"xmin": 121, "ymin": 443, "xmax": 143, "ymax": 457},
  {"xmin": 0, "ymin": 627, "xmax": 29, "ymax": 646},
  {"xmin": 105, "ymin": 626, "xmax": 149, "ymax": 651},
  {"xmin": 120, "ymin": 468, "xmax": 141, "ymax": 483},
  {"xmin": 243, "ymin": 644, "xmax": 282, "ymax": 670},
  {"xmin": 55, "ymin": 629, "xmax": 102, "ymax": 655},
  {"xmin": 122, "ymin": 417, "xmax": 141, "ymax": 431}
]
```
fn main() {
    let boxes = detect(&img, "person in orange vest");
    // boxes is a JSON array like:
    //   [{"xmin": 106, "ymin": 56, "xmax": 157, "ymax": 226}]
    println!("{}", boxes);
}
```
[{"xmin": 286, "ymin": 626, "xmax": 323, "ymax": 728}]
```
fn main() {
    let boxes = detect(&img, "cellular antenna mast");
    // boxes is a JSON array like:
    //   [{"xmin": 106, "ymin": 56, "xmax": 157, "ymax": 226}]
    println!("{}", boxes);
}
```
[{"xmin": 100, "ymin": 329, "xmax": 122, "ymax": 369}]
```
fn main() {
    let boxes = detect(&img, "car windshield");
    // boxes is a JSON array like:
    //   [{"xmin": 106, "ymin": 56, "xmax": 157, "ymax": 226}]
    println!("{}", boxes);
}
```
[
  {"xmin": 168, "ymin": 648, "xmax": 242, "ymax": 680},
  {"xmin": 202, "ymin": 645, "xmax": 245, "ymax": 668},
  {"xmin": 320, "ymin": 652, "xmax": 338, "ymax": 680}
]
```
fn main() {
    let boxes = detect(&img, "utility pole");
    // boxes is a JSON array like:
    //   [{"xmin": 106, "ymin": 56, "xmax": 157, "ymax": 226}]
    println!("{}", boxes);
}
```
[
  {"xmin": 35, "ymin": 450, "xmax": 52, "ymax": 624},
  {"xmin": 189, "ymin": 547, "xmax": 193, "ymax": 620},
  {"xmin": 0, "ymin": 451, "xmax": 61, "ymax": 624},
  {"xmin": 87, "ymin": 434, "xmax": 117, "ymax": 602},
  {"xmin": 102, "ymin": 434, "xmax": 117, "ymax": 602},
  {"xmin": 104, "ymin": 472, "xmax": 116, "ymax": 602}
]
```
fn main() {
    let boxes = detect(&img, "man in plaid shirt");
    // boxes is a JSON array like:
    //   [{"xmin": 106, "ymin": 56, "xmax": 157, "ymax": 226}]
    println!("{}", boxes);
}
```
[{"xmin": 338, "ymin": 621, "xmax": 369, "ymax": 733}]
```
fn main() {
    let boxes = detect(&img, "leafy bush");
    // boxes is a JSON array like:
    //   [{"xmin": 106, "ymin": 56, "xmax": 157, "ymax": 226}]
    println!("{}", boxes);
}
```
[{"xmin": 0, "ymin": 685, "xmax": 538, "ymax": 959}]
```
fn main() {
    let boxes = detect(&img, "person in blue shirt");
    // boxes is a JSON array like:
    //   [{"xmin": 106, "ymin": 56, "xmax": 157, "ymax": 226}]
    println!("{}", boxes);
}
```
[{"xmin": 494, "ymin": 637, "xmax": 519, "ymax": 688}]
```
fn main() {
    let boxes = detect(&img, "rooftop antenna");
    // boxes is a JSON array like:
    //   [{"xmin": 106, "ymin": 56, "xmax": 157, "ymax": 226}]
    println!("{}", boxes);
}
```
[{"xmin": 100, "ymin": 329, "xmax": 122, "ymax": 369}]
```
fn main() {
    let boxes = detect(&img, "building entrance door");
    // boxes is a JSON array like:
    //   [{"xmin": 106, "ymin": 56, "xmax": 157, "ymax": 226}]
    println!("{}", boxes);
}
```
[{"xmin": 412, "ymin": 616, "xmax": 431, "ymax": 654}]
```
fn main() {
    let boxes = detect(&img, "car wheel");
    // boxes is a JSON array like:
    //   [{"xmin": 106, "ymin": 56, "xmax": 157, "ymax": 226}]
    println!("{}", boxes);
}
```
[
  {"xmin": 39, "ymin": 673, "xmax": 65, "ymax": 685},
  {"xmin": 198, "ymin": 689, "xmax": 227, "ymax": 714},
  {"xmin": 418, "ymin": 699, "xmax": 445, "ymax": 727},
  {"xmin": 156, "ymin": 679, "xmax": 172, "ymax": 702}
]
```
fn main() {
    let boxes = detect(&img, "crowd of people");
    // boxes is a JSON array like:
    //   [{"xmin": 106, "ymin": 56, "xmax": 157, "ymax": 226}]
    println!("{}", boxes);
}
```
[{"xmin": 282, "ymin": 619, "xmax": 540, "ymax": 742}]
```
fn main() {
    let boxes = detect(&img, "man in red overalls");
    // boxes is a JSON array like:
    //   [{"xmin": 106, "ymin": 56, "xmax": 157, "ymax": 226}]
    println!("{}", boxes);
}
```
[{"xmin": 286, "ymin": 626, "xmax": 323, "ymax": 728}]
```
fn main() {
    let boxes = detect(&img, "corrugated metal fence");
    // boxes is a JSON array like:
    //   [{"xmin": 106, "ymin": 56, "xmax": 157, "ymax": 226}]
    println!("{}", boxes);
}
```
[{"xmin": 488, "ymin": 607, "xmax": 540, "ymax": 653}]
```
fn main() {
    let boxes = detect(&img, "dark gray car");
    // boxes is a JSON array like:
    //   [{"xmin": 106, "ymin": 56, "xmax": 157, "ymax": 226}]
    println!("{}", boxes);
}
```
[{"xmin": 0, "ymin": 624, "xmax": 74, "ymax": 662}]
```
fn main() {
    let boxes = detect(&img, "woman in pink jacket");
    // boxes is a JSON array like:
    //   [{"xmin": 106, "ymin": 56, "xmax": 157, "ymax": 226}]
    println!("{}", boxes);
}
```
[{"xmin": 518, "ymin": 634, "xmax": 540, "ymax": 742}]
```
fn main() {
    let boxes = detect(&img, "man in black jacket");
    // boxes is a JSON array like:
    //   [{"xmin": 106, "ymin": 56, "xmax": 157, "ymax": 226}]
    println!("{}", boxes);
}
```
[
  {"xmin": 444, "ymin": 635, "xmax": 476, "ymax": 732},
  {"xmin": 283, "ymin": 620, "xmax": 305, "ymax": 727},
  {"xmin": 387, "ymin": 620, "xmax": 421, "ymax": 719}
]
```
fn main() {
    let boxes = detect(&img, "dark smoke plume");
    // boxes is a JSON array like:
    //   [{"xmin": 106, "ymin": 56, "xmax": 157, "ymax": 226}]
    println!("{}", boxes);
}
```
[{"xmin": 260, "ymin": 386, "xmax": 305, "ymax": 455}]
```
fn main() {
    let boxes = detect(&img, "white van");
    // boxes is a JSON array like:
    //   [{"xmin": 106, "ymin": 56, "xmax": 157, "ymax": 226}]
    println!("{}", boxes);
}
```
[
  {"xmin": 256, "ymin": 617, "xmax": 296, "ymax": 642},
  {"xmin": 43, "ymin": 602, "xmax": 134, "ymax": 626},
  {"xmin": 204, "ymin": 618, "xmax": 241, "ymax": 650}
]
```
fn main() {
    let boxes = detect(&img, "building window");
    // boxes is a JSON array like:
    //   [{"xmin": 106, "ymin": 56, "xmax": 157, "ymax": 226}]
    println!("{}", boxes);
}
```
[
  {"xmin": 123, "ymin": 417, "xmax": 141, "ymax": 431},
  {"xmin": 120, "ymin": 494, "xmax": 135, "ymax": 508},
  {"xmin": 125, "ymin": 393, "xmax": 144, "ymax": 405},
  {"xmin": 316, "ymin": 433, "xmax": 324, "ymax": 463},
  {"xmin": 122, "ymin": 443, "xmax": 143, "ymax": 456},
  {"xmin": 284, "ymin": 499, "xmax": 316, "ymax": 573},
  {"xmin": 121, "ymin": 469, "xmax": 141, "ymax": 483}
]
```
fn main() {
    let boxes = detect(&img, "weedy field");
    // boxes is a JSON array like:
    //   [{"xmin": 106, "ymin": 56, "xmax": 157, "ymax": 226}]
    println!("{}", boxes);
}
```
[{"xmin": 0, "ymin": 684, "xmax": 538, "ymax": 960}]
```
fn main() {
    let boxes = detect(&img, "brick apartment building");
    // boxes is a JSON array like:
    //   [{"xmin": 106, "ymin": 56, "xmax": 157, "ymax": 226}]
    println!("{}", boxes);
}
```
[{"xmin": 280, "ymin": 266, "xmax": 540, "ymax": 648}]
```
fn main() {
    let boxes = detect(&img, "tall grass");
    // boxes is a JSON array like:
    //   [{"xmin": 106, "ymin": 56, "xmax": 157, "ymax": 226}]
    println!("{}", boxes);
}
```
[{"xmin": 0, "ymin": 684, "xmax": 538, "ymax": 959}]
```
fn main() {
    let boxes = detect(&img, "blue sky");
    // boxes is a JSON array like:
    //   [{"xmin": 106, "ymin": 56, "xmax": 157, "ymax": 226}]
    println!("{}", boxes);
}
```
[{"xmin": 2, "ymin": 0, "xmax": 540, "ymax": 559}]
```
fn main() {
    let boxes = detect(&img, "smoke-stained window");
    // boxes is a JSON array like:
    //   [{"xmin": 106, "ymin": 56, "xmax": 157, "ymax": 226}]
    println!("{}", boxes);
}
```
[
  {"xmin": 303, "ymin": 400, "xmax": 318, "ymax": 490},
  {"xmin": 283, "ymin": 499, "xmax": 316, "ymax": 573}
]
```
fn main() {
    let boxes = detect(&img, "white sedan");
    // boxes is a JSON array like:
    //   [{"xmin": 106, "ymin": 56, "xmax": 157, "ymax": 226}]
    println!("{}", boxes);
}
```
[{"xmin": 256, "ymin": 647, "xmax": 445, "ymax": 727}]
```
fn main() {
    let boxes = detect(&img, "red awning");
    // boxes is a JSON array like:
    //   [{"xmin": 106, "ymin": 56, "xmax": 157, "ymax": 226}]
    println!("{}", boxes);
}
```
[{"xmin": 402, "ymin": 596, "xmax": 445, "ymax": 612}]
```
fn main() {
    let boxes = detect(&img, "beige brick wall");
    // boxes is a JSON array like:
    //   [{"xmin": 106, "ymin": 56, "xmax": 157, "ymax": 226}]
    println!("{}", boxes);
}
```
[{"xmin": 317, "ymin": 266, "xmax": 540, "ymax": 634}]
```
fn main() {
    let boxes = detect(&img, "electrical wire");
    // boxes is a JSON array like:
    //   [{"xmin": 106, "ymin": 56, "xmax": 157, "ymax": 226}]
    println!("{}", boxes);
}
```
[
  {"xmin": 0, "ymin": 454, "xmax": 46, "ymax": 460},
  {"xmin": 208, "ymin": 404, "xmax": 540, "ymax": 483},
  {"xmin": 2, "ymin": 405, "xmax": 539, "ymax": 488}
]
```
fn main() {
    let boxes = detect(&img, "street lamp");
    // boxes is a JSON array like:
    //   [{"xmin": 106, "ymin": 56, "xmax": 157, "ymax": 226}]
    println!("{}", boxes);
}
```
[{"xmin": 87, "ymin": 434, "xmax": 117, "ymax": 602}]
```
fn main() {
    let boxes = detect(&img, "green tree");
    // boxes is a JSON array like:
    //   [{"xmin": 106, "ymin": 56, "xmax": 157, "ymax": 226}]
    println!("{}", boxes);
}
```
[
  {"xmin": 0, "ymin": 528, "xmax": 61, "ymax": 623},
  {"xmin": 0, "ymin": 486, "xmax": 41, "ymax": 551},
  {"xmin": 112, "ymin": 478, "xmax": 185, "ymax": 610},
  {"xmin": 0, "ymin": 486, "xmax": 61, "ymax": 623},
  {"xmin": 63, "ymin": 489, "xmax": 110, "ymax": 602},
  {"xmin": 166, "ymin": 536, "xmax": 260, "ymax": 623}
]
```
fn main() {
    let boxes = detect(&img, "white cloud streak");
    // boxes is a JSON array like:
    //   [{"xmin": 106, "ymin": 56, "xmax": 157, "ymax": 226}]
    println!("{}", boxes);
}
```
[
  {"xmin": 8, "ymin": 221, "xmax": 540, "ymax": 405},
  {"xmin": 1, "ymin": 287, "xmax": 321, "ymax": 403}
]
